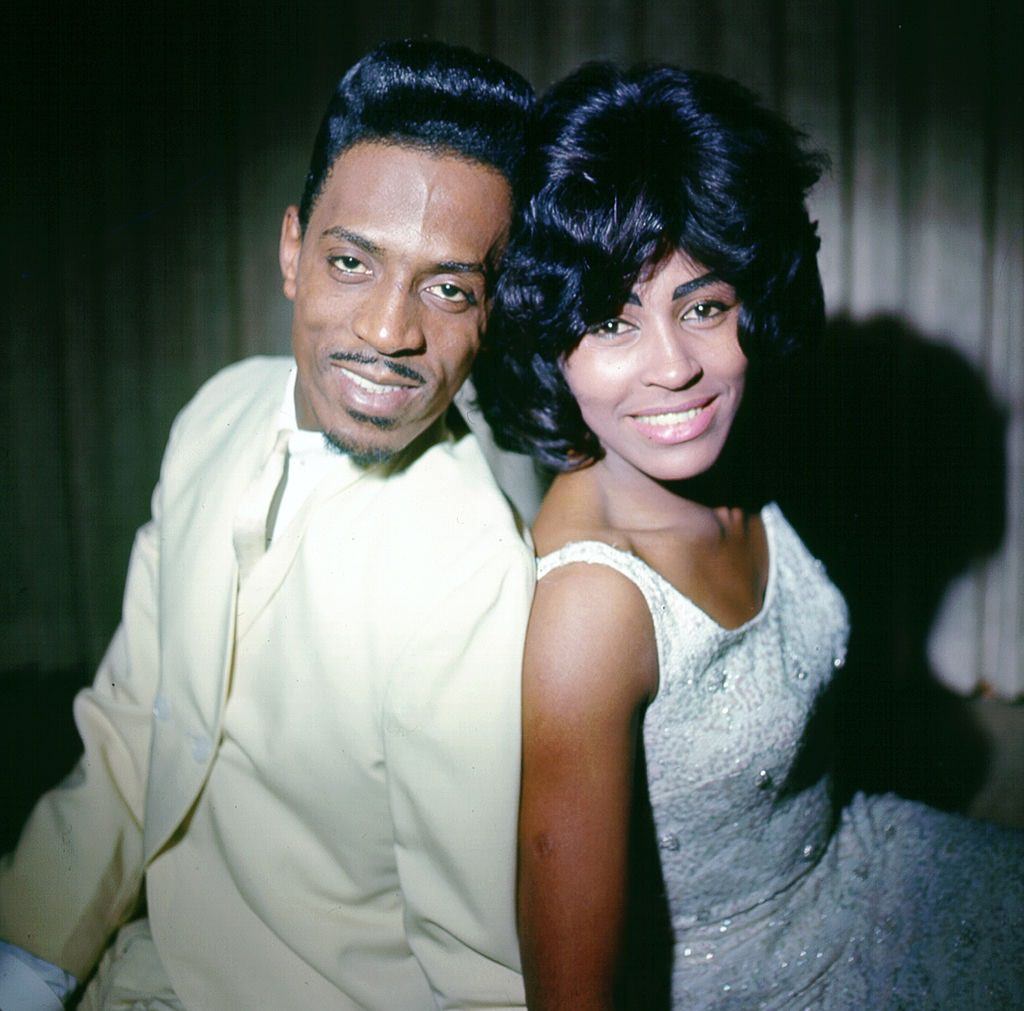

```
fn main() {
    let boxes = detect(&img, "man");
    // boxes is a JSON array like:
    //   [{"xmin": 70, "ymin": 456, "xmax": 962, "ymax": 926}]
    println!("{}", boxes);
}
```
[{"xmin": 0, "ymin": 40, "xmax": 535, "ymax": 1010}]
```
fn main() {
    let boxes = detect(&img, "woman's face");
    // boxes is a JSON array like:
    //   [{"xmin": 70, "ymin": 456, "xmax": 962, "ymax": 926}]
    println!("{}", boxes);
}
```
[{"xmin": 562, "ymin": 249, "xmax": 747, "ymax": 484}]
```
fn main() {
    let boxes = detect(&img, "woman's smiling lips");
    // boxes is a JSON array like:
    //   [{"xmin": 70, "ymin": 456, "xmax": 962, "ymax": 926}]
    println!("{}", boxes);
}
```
[{"xmin": 627, "ymin": 395, "xmax": 719, "ymax": 444}]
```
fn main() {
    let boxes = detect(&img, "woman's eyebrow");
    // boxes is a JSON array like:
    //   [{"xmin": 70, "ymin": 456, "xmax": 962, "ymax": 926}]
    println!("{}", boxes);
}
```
[
  {"xmin": 626, "ymin": 271, "xmax": 722, "ymax": 308},
  {"xmin": 434, "ymin": 259, "xmax": 486, "ymax": 275},
  {"xmin": 672, "ymin": 272, "xmax": 720, "ymax": 300}
]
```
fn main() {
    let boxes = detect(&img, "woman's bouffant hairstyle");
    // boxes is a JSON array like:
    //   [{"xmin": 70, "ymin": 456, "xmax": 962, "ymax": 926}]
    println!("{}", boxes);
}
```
[
  {"xmin": 474, "ymin": 62, "xmax": 828, "ymax": 471},
  {"xmin": 298, "ymin": 38, "xmax": 535, "ymax": 231}
]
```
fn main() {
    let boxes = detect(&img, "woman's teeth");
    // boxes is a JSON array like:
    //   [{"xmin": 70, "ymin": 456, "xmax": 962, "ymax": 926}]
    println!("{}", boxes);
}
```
[{"xmin": 638, "ymin": 406, "xmax": 703, "ymax": 426}]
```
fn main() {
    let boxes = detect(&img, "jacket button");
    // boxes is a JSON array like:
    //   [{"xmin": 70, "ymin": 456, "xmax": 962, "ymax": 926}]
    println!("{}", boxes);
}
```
[
  {"xmin": 152, "ymin": 693, "xmax": 171, "ymax": 721},
  {"xmin": 188, "ymin": 733, "xmax": 213, "ymax": 763}
]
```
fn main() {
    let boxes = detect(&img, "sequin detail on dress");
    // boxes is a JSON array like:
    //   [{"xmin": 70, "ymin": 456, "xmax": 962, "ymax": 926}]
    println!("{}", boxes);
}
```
[{"xmin": 537, "ymin": 503, "xmax": 1024, "ymax": 1009}]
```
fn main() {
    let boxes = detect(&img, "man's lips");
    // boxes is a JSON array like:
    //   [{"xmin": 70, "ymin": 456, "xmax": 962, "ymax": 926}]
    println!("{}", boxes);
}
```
[
  {"xmin": 325, "ymin": 352, "xmax": 426, "ymax": 417},
  {"xmin": 341, "ymin": 367, "xmax": 418, "ymax": 395},
  {"xmin": 328, "ymin": 351, "xmax": 426, "ymax": 387}
]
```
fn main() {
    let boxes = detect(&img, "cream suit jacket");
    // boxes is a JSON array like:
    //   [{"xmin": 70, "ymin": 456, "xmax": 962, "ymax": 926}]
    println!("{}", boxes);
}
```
[{"xmin": 0, "ymin": 357, "xmax": 533, "ymax": 1008}]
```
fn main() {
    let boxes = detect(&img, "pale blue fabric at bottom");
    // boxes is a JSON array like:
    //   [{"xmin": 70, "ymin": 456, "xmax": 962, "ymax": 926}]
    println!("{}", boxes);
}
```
[{"xmin": 0, "ymin": 941, "xmax": 74, "ymax": 1009}]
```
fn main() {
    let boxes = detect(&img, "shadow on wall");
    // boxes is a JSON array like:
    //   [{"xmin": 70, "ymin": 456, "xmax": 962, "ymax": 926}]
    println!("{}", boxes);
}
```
[
  {"xmin": 767, "ymin": 314, "xmax": 1007, "ymax": 812},
  {"xmin": 0, "ymin": 670, "xmax": 83, "ymax": 853},
  {"xmin": 615, "ymin": 315, "xmax": 1009, "ymax": 1008}
]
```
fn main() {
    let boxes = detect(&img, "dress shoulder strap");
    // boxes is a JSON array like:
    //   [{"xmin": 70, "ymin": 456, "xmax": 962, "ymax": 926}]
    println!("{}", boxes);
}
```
[
  {"xmin": 538, "ymin": 540, "xmax": 670, "ymax": 614},
  {"xmin": 537, "ymin": 541, "xmax": 675, "ymax": 692}
]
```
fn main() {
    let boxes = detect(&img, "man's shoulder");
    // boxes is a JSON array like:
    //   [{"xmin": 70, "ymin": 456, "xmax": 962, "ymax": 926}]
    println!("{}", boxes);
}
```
[
  {"xmin": 169, "ymin": 356, "xmax": 289, "ymax": 445},
  {"xmin": 373, "ymin": 432, "xmax": 535, "ymax": 662},
  {"xmin": 375, "ymin": 428, "xmax": 534, "ymax": 579},
  {"xmin": 183, "ymin": 356, "xmax": 291, "ymax": 417},
  {"xmin": 412, "ymin": 430, "xmax": 529, "ymax": 537}
]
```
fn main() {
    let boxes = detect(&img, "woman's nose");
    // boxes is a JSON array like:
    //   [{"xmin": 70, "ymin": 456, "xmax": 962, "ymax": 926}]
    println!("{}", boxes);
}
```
[{"xmin": 641, "ymin": 329, "xmax": 703, "ymax": 389}]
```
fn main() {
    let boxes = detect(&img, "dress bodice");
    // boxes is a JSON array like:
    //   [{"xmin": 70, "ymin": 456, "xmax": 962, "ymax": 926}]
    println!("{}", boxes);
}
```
[
  {"xmin": 538, "ymin": 503, "xmax": 850, "ymax": 927},
  {"xmin": 537, "ymin": 503, "xmax": 1023, "ymax": 1008}
]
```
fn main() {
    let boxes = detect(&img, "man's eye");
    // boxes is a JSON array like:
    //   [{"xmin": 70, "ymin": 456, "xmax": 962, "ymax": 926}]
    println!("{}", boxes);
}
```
[
  {"xmin": 426, "ymin": 282, "xmax": 475, "ymax": 305},
  {"xmin": 330, "ymin": 255, "xmax": 370, "ymax": 275}
]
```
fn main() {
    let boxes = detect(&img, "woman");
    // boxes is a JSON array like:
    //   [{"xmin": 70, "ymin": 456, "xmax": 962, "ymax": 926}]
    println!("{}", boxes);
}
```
[{"xmin": 475, "ymin": 64, "xmax": 1024, "ymax": 1009}]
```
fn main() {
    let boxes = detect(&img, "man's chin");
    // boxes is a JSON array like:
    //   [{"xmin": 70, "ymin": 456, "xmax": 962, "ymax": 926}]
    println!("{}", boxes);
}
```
[{"xmin": 321, "ymin": 429, "xmax": 397, "ymax": 468}]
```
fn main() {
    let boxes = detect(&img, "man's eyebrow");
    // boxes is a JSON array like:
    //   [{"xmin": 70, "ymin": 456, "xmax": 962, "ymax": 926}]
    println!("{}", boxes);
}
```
[
  {"xmin": 319, "ymin": 228, "xmax": 485, "ymax": 276},
  {"xmin": 321, "ymin": 227, "xmax": 384, "ymax": 258}
]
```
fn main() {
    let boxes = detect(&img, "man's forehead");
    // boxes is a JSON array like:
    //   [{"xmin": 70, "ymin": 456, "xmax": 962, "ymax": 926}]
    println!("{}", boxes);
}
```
[
  {"xmin": 321, "ymin": 225, "xmax": 489, "ymax": 274},
  {"xmin": 310, "ymin": 141, "xmax": 512, "ymax": 261}
]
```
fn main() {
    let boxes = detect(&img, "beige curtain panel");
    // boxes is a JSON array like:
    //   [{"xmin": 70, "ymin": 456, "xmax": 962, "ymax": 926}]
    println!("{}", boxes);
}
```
[{"xmin": 2, "ymin": 0, "xmax": 1021, "ymax": 696}]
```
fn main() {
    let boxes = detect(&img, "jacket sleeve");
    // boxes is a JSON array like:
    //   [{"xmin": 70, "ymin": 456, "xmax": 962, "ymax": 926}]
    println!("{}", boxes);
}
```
[
  {"xmin": 0, "ymin": 474, "xmax": 165, "ymax": 982},
  {"xmin": 383, "ymin": 540, "xmax": 533, "ymax": 1010}
]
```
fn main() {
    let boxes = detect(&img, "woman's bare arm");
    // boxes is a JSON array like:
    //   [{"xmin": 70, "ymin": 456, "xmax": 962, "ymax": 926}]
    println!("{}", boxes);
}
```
[{"xmin": 518, "ymin": 562, "xmax": 658, "ymax": 1010}]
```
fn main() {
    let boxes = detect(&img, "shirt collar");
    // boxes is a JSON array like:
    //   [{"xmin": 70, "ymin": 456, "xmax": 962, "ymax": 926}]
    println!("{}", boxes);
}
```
[{"xmin": 277, "ymin": 365, "xmax": 299, "ymax": 433}]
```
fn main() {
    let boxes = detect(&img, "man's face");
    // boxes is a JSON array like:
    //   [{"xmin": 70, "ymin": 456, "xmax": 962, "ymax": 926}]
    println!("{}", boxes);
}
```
[{"xmin": 280, "ymin": 142, "xmax": 512, "ymax": 463}]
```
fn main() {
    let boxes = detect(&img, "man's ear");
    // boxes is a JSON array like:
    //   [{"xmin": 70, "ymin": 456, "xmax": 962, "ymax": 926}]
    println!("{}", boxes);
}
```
[{"xmin": 279, "ymin": 206, "xmax": 302, "ymax": 301}]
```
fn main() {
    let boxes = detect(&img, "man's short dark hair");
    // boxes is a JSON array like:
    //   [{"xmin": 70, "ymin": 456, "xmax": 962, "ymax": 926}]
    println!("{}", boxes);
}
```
[
  {"xmin": 474, "ymin": 63, "xmax": 828, "ymax": 471},
  {"xmin": 298, "ymin": 39, "xmax": 535, "ymax": 231}
]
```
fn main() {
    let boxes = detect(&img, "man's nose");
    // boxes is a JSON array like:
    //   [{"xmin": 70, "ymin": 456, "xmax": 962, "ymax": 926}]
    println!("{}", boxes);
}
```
[
  {"xmin": 352, "ymin": 283, "xmax": 426, "ymax": 356},
  {"xmin": 641, "ymin": 328, "xmax": 703, "ymax": 389}
]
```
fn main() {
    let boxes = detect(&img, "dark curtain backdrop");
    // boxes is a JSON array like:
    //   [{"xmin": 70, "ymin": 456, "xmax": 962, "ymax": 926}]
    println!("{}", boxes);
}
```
[{"xmin": 3, "ymin": 0, "xmax": 1022, "ymax": 697}]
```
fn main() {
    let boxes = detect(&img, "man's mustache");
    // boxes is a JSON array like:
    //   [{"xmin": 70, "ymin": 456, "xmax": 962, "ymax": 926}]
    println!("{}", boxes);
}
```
[{"xmin": 328, "ymin": 351, "xmax": 426, "ymax": 385}]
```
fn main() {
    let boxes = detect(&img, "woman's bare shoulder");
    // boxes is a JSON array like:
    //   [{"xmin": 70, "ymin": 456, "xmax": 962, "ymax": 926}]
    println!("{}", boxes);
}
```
[
  {"xmin": 532, "ymin": 468, "xmax": 631, "ymax": 556},
  {"xmin": 528, "ymin": 564, "xmax": 659, "ymax": 711}
]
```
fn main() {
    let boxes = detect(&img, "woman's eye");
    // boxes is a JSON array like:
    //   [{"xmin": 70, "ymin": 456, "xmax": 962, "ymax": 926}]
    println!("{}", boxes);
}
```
[
  {"xmin": 426, "ymin": 282, "xmax": 475, "ymax": 305},
  {"xmin": 682, "ymin": 300, "xmax": 729, "ymax": 322},
  {"xmin": 587, "ymin": 318, "xmax": 630, "ymax": 337},
  {"xmin": 330, "ymin": 255, "xmax": 370, "ymax": 275}
]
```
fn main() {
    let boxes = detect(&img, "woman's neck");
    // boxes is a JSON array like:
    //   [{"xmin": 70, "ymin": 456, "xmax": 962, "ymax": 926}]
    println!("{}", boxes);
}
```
[{"xmin": 589, "ymin": 440, "xmax": 761, "ymax": 538}]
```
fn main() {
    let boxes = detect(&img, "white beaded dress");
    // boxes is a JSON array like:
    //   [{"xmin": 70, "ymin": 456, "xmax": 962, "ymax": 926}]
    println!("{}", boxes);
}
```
[{"xmin": 537, "ymin": 503, "xmax": 1024, "ymax": 1009}]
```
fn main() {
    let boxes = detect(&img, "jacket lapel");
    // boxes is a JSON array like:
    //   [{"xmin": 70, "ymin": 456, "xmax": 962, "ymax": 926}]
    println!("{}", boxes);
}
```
[{"xmin": 144, "ymin": 358, "xmax": 288, "ymax": 861}]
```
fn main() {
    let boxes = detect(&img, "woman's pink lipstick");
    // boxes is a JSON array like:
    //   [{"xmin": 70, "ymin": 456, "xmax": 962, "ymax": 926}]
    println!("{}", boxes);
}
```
[{"xmin": 628, "ymin": 396, "xmax": 718, "ymax": 445}]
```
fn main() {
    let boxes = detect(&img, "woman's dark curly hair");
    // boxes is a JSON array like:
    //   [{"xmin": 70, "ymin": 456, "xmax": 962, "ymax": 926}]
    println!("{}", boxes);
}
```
[{"xmin": 474, "ymin": 62, "xmax": 828, "ymax": 471}]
